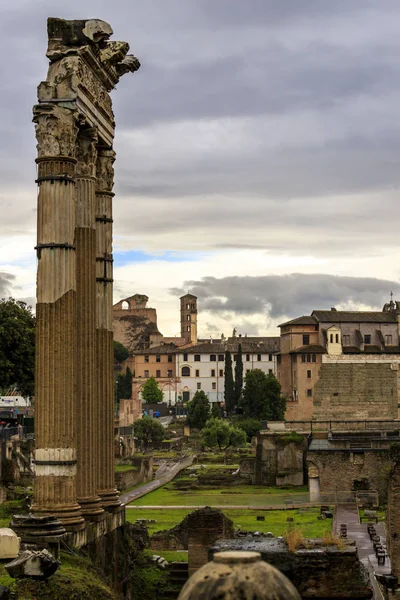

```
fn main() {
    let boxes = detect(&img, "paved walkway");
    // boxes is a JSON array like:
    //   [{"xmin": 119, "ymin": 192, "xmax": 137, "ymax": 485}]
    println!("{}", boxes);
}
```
[
  {"xmin": 120, "ymin": 455, "xmax": 195, "ymax": 505},
  {"xmin": 336, "ymin": 504, "xmax": 390, "ymax": 575}
]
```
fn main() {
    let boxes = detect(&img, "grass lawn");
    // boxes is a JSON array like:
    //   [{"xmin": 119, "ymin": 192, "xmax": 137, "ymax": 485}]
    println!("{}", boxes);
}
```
[
  {"xmin": 126, "ymin": 507, "xmax": 331, "ymax": 538},
  {"xmin": 359, "ymin": 507, "xmax": 386, "ymax": 522},
  {"xmin": 130, "ymin": 483, "xmax": 309, "ymax": 507},
  {"xmin": 115, "ymin": 464, "xmax": 138, "ymax": 472},
  {"xmin": 145, "ymin": 549, "xmax": 188, "ymax": 563}
]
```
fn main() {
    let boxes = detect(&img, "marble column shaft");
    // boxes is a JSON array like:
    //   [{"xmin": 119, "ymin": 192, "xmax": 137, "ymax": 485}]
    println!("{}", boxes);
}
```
[
  {"xmin": 95, "ymin": 149, "xmax": 120, "ymax": 509},
  {"xmin": 75, "ymin": 131, "xmax": 104, "ymax": 519}
]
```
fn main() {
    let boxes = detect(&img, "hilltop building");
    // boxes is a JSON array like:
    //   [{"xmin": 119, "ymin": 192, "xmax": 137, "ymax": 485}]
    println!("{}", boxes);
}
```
[{"xmin": 278, "ymin": 300, "xmax": 400, "ymax": 421}]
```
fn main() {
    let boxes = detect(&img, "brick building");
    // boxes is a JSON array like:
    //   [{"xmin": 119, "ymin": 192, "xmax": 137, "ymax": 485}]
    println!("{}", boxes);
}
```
[{"xmin": 278, "ymin": 301, "xmax": 400, "ymax": 420}]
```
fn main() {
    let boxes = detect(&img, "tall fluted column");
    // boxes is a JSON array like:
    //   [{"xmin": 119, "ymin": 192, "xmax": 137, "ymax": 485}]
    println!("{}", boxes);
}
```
[
  {"xmin": 75, "ymin": 130, "xmax": 105, "ymax": 520},
  {"xmin": 32, "ymin": 105, "xmax": 84, "ymax": 531},
  {"xmin": 95, "ymin": 149, "xmax": 120, "ymax": 509}
]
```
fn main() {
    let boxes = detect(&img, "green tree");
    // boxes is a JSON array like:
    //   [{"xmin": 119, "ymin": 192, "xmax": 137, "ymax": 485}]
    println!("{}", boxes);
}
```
[
  {"xmin": 133, "ymin": 416, "xmax": 165, "ymax": 451},
  {"xmin": 211, "ymin": 402, "xmax": 222, "ymax": 418},
  {"xmin": 234, "ymin": 343, "xmax": 243, "ymax": 407},
  {"xmin": 224, "ymin": 351, "xmax": 235, "ymax": 414},
  {"xmin": 234, "ymin": 418, "xmax": 263, "ymax": 442},
  {"xmin": 116, "ymin": 366, "xmax": 133, "ymax": 402},
  {"xmin": 0, "ymin": 298, "xmax": 35, "ymax": 397},
  {"xmin": 113, "ymin": 341, "xmax": 129, "ymax": 364},
  {"xmin": 187, "ymin": 390, "xmax": 210, "ymax": 429},
  {"xmin": 201, "ymin": 418, "xmax": 246, "ymax": 451},
  {"xmin": 141, "ymin": 376, "xmax": 163, "ymax": 404},
  {"xmin": 241, "ymin": 369, "xmax": 286, "ymax": 421}
]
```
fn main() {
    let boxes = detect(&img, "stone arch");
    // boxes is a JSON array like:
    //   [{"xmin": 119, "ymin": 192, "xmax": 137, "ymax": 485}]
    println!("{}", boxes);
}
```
[
  {"xmin": 181, "ymin": 366, "xmax": 191, "ymax": 377},
  {"xmin": 121, "ymin": 300, "xmax": 130, "ymax": 310}
]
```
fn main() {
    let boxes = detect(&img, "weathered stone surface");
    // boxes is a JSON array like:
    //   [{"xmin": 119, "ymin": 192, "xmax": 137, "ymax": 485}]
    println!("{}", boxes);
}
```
[
  {"xmin": 5, "ymin": 549, "xmax": 59, "ymax": 580},
  {"xmin": 211, "ymin": 539, "xmax": 372, "ymax": 599},
  {"xmin": 178, "ymin": 551, "xmax": 301, "ymax": 600},
  {"xmin": 0, "ymin": 528, "xmax": 20, "ymax": 559},
  {"xmin": 0, "ymin": 587, "xmax": 10, "ymax": 600}
]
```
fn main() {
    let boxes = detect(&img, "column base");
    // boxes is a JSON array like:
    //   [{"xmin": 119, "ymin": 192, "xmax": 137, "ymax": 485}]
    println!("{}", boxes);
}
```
[
  {"xmin": 30, "ymin": 503, "xmax": 85, "ymax": 532},
  {"xmin": 98, "ymin": 488, "xmax": 122, "ymax": 512},
  {"xmin": 77, "ymin": 495, "xmax": 105, "ymax": 522}
]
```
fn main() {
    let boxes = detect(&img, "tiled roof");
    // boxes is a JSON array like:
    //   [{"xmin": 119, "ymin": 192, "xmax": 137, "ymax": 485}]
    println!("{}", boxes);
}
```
[
  {"xmin": 279, "ymin": 316, "xmax": 318, "ymax": 327},
  {"xmin": 289, "ymin": 344, "xmax": 326, "ymax": 354},
  {"xmin": 134, "ymin": 337, "xmax": 280, "ymax": 356},
  {"xmin": 312, "ymin": 310, "xmax": 397, "ymax": 323}
]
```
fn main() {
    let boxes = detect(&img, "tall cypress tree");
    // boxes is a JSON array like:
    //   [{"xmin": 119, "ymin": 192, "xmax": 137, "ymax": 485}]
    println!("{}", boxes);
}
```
[
  {"xmin": 234, "ymin": 343, "xmax": 243, "ymax": 407},
  {"xmin": 224, "ymin": 350, "xmax": 235, "ymax": 414}
]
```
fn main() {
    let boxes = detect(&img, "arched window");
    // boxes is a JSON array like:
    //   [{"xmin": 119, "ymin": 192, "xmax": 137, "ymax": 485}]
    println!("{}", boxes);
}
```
[
  {"xmin": 187, "ymin": 326, "xmax": 191, "ymax": 332},
  {"xmin": 330, "ymin": 334, "xmax": 333, "ymax": 343},
  {"xmin": 335, "ymin": 334, "xmax": 339, "ymax": 343},
  {"xmin": 122, "ymin": 301, "xmax": 129, "ymax": 310},
  {"xmin": 181, "ymin": 366, "xmax": 190, "ymax": 377},
  {"xmin": 187, "ymin": 314, "xmax": 191, "ymax": 321}
]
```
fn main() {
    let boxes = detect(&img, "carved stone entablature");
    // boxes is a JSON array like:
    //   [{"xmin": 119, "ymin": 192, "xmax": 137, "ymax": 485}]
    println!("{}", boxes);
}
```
[
  {"xmin": 33, "ymin": 104, "xmax": 79, "ymax": 159},
  {"xmin": 36, "ymin": 18, "xmax": 140, "ymax": 148},
  {"xmin": 96, "ymin": 149, "xmax": 116, "ymax": 193},
  {"xmin": 75, "ymin": 129, "xmax": 98, "ymax": 178}
]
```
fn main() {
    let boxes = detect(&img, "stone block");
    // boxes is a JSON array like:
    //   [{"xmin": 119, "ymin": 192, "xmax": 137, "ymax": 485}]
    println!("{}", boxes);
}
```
[{"xmin": 0, "ymin": 528, "xmax": 20, "ymax": 559}]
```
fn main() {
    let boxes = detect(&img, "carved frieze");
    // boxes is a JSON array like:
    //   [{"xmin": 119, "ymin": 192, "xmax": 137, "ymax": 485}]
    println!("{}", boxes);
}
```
[
  {"xmin": 33, "ymin": 104, "xmax": 79, "ymax": 158},
  {"xmin": 75, "ymin": 129, "xmax": 98, "ymax": 177},
  {"xmin": 96, "ymin": 149, "xmax": 116, "ymax": 192}
]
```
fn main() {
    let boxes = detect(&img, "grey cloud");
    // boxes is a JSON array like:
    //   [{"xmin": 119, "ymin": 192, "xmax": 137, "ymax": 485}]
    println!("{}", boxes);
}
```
[
  {"xmin": 0, "ymin": 272, "xmax": 16, "ymax": 297},
  {"xmin": 171, "ymin": 274, "xmax": 400, "ymax": 320}
]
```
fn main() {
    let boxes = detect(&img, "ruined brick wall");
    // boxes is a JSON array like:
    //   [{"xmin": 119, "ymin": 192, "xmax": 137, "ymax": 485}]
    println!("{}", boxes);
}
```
[
  {"xmin": 307, "ymin": 450, "xmax": 390, "ymax": 500},
  {"xmin": 255, "ymin": 434, "xmax": 307, "ymax": 486},
  {"xmin": 187, "ymin": 507, "xmax": 234, "ymax": 575},
  {"xmin": 313, "ymin": 359, "xmax": 399, "ymax": 420}
]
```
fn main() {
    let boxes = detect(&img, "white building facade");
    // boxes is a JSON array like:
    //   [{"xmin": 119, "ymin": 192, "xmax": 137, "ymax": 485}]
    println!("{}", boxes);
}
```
[{"xmin": 176, "ymin": 338, "xmax": 279, "ymax": 403}]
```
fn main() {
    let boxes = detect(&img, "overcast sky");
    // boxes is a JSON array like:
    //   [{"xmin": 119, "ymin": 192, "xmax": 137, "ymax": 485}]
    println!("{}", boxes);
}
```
[{"xmin": 2, "ymin": 0, "xmax": 400, "ymax": 337}]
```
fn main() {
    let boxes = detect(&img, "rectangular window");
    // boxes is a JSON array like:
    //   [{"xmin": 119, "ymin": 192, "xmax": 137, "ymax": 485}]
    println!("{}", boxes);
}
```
[
  {"xmin": 212, "ymin": 382, "xmax": 216, "ymax": 390},
  {"xmin": 211, "ymin": 369, "xmax": 216, "ymax": 377},
  {"xmin": 307, "ymin": 354, "xmax": 311, "ymax": 363},
  {"xmin": 218, "ymin": 354, "xmax": 224, "ymax": 361},
  {"xmin": 312, "ymin": 354, "xmax": 316, "ymax": 363},
  {"xmin": 144, "ymin": 370, "xmax": 149, "ymax": 378},
  {"xmin": 144, "ymin": 355, "xmax": 149, "ymax": 363},
  {"xmin": 168, "ymin": 355, "xmax": 173, "ymax": 363},
  {"xmin": 210, "ymin": 354, "xmax": 216, "ymax": 361},
  {"xmin": 167, "ymin": 370, "xmax": 172, "ymax": 377},
  {"xmin": 343, "ymin": 335, "xmax": 350, "ymax": 345},
  {"xmin": 197, "ymin": 383, "xmax": 201, "ymax": 390},
  {"xmin": 194, "ymin": 354, "xmax": 201, "ymax": 362},
  {"xmin": 303, "ymin": 334, "xmax": 310, "ymax": 345},
  {"xmin": 269, "ymin": 354, "xmax": 273, "ymax": 361},
  {"xmin": 301, "ymin": 354, "xmax": 306, "ymax": 363},
  {"xmin": 183, "ymin": 353, "xmax": 188, "ymax": 361},
  {"xmin": 156, "ymin": 355, "xmax": 161, "ymax": 363},
  {"xmin": 269, "ymin": 369, "xmax": 273, "ymax": 375},
  {"xmin": 219, "ymin": 369, "xmax": 223, "ymax": 377},
  {"xmin": 195, "ymin": 369, "xmax": 200, "ymax": 377},
  {"xmin": 364, "ymin": 334, "xmax": 371, "ymax": 344},
  {"xmin": 307, "ymin": 388, "xmax": 312, "ymax": 397},
  {"xmin": 156, "ymin": 370, "xmax": 161, "ymax": 378},
  {"xmin": 257, "ymin": 354, "xmax": 261, "ymax": 361},
  {"xmin": 307, "ymin": 370, "xmax": 312, "ymax": 379},
  {"xmin": 386, "ymin": 334, "xmax": 393, "ymax": 345},
  {"xmin": 234, "ymin": 354, "xmax": 238, "ymax": 361},
  {"xmin": 246, "ymin": 354, "xmax": 250, "ymax": 361}
]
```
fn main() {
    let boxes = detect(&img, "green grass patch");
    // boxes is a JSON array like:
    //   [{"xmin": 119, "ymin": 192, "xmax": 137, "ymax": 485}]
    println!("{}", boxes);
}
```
[
  {"xmin": 145, "ymin": 549, "xmax": 188, "ymax": 563},
  {"xmin": 359, "ymin": 508, "xmax": 386, "ymax": 521},
  {"xmin": 0, "ymin": 499, "xmax": 26, "ymax": 528},
  {"xmin": 115, "ymin": 464, "xmax": 139, "ymax": 472},
  {"xmin": 130, "ymin": 483, "xmax": 309, "ymax": 507},
  {"xmin": 127, "ymin": 507, "xmax": 331, "ymax": 539}
]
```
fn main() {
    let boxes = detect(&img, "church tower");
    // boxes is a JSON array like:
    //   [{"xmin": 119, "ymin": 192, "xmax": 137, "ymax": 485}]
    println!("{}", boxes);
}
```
[{"xmin": 180, "ymin": 294, "xmax": 198, "ymax": 344}]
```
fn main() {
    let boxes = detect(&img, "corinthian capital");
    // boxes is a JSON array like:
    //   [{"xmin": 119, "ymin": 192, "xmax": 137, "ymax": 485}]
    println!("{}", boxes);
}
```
[
  {"xmin": 33, "ymin": 104, "xmax": 79, "ymax": 159},
  {"xmin": 96, "ymin": 149, "xmax": 116, "ymax": 192}
]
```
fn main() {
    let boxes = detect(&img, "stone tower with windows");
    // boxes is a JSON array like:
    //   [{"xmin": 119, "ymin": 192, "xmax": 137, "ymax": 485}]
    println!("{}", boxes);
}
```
[{"xmin": 180, "ymin": 294, "xmax": 198, "ymax": 344}]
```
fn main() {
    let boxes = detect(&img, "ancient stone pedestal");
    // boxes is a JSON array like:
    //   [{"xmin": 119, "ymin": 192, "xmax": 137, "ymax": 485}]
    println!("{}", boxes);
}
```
[
  {"xmin": 0, "ymin": 528, "xmax": 20, "ymax": 559},
  {"xmin": 178, "ymin": 551, "xmax": 301, "ymax": 600},
  {"xmin": 10, "ymin": 514, "xmax": 66, "ymax": 559}
]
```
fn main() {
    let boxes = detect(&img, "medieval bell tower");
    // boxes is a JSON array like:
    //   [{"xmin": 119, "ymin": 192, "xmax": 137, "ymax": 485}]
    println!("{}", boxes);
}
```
[{"xmin": 180, "ymin": 294, "xmax": 198, "ymax": 344}]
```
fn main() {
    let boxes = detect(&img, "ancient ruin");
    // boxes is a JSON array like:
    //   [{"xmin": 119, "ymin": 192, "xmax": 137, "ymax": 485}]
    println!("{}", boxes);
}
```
[{"xmin": 32, "ymin": 18, "xmax": 139, "ymax": 531}]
